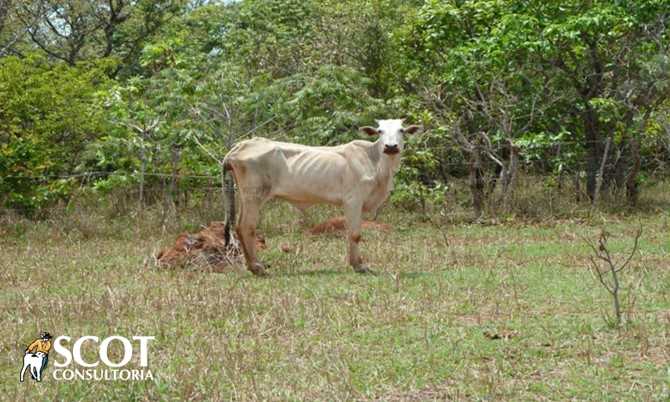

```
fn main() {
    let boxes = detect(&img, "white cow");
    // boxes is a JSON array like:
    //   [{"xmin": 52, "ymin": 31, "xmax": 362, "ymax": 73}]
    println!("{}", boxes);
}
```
[
  {"xmin": 20, "ymin": 351, "xmax": 46, "ymax": 382},
  {"xmin": 223, "ymin": 119, "xmax": 421, "ymax": 275}
]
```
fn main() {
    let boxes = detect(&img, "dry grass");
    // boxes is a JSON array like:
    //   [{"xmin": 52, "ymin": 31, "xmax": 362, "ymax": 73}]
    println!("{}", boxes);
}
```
[{"xmin": 1, "ymin": 184, "xmax": 669, "ymax": 401}]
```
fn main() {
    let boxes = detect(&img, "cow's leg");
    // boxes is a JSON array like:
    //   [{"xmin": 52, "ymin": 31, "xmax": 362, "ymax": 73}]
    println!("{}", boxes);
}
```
[
  {"xmin": 344, "ymin": 200, "xmax": 371, "ymax": 273},
  {"xmin": 236, "ymin": 194, "xmax": 267, "ymax": 276},
  {"xmin": 20, "ymin": 361, "xmax": 28, "ymax": 382},
  {"xmin": 40, "ymin": 354, "xmax": 48, "ymax": 377},
  {"xmin": 292, "ymin": 202, "xmax": 312, "ymax": 227}
]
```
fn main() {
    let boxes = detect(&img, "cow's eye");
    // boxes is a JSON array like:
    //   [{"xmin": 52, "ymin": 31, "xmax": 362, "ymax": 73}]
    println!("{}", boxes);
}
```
[{"xmin": 399, "ymin": 128, "xmax": 405, "ymax": 133}]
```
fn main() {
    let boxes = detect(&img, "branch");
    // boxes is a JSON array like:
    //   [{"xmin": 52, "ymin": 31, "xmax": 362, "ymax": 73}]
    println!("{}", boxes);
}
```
[
  {"xmin": 615, "ymin": 226, "xmax": 642, "ymax": 273},
  {"xmin": 191, "ymin": 134, "xmax": 221, "ymax": 164}
]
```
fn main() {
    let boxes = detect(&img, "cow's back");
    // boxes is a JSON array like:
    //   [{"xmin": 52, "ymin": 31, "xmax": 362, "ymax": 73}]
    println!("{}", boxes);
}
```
[{"xmin": 225, "ymin": 137, "xmax": 368, "ymax": 206}]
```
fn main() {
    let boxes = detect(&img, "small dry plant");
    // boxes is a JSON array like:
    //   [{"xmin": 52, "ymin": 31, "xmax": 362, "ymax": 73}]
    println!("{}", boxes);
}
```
[{"xmin": 584, "ymin": 227, "xmax": 642, "ymax": 327}]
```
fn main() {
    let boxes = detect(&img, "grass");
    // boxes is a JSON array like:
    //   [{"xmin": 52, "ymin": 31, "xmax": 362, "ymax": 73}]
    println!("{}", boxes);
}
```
[{"xmin": 1, "ymin": 189, "xmax": 670, "ymax": 401}]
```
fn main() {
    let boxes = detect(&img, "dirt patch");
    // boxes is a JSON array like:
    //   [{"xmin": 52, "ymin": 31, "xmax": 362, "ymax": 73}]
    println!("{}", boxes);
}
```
[
  {"xmin": 308, "ymin": 216, "xmax": 392, "ymax": 236},
  {"xmin": 155, "ymin": 221, "xmax": 265, "ymax": 271}
]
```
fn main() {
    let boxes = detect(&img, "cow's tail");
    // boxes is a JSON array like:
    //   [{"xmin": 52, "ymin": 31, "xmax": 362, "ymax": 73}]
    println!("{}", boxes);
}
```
[{"xmin": 222, "ymin": 157, "xmax": 236, "ymax": 248}]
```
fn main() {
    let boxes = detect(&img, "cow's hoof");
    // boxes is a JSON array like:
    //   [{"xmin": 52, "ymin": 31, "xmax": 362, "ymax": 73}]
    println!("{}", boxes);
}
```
[
  {"xmin": 249, "ymin": 262, "xmax": 268, "ymax": 277},
  {"xmin": 354, "ymin": 265, "xmax": 375, "ymax": 275}
]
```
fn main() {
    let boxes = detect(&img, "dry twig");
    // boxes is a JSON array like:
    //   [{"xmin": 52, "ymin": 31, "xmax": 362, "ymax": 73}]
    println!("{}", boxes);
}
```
[{"xmin": 583, "ymin": 226, "xmax": 642, "ymax": 327}]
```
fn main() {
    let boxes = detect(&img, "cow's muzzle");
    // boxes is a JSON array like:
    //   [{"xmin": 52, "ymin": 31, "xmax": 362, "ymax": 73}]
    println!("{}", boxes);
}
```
[{"xmin": 383, "ymin": 144, "xmax": 399, "ymax": 155}]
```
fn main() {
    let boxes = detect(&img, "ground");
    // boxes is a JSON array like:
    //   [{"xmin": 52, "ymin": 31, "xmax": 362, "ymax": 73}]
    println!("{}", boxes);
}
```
[{"xmin": 1, "ymin": 200, "xmax": 669, "ymax": 401}]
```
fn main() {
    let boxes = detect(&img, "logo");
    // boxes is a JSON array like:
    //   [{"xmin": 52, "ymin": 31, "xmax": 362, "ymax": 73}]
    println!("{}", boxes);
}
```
[
  {"xmin": 19, "ymin": 332, "xmax": 155, "ymax": 382},
  {"xmin": 20, "ymin": 331, "xmax": 53, "ymax": 382}
]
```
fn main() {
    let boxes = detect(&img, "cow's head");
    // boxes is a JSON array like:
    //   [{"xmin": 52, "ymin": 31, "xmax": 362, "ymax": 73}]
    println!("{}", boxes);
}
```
[{"xmin": 359, "ymin": 119, "xmax": 422, "ymax": 155}]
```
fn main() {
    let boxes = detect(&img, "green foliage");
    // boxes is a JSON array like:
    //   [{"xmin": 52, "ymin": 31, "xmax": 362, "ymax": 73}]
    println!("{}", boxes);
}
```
[
  {"xmin": 223, "ymin": 0, "xmax": 317, "ymax": 77},
  {"xmin": 398, "ymin": 0, "xmax": 670, "ymax": 191},
  {"xmin": 0, "ymin": 54, "xmax": 113, "ymax": 211},
  {"xmin": 267, "ymin": 65, "xmax": 387, "ymax": 145},
  {"xmin": 1, "ymin": 0, "xmax": 669, "ymax": 213}
]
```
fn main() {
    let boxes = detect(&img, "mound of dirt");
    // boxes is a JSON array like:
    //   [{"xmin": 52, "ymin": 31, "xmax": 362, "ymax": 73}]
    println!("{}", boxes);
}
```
[
  {"xmin": 155, "ymin": 221, "xmax": 265, "ymax": 271},
  {"xmin": 308, "ymin": 216, "xmax": 392, "ymax": 236},
  {"xmin": 156, "ymin": 217, "xmax": 389, "ymax": 270}
]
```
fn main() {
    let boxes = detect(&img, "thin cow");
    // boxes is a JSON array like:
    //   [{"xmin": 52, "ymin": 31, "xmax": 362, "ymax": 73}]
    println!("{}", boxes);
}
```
[{"xmin": 222, "ymin": 119, "xmax": 421, "ymax": 276}]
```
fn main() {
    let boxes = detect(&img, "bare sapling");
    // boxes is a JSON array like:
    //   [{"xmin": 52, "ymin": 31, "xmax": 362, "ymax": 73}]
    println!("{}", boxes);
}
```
[{"xmin": 584, "ymin": 226, "xmax": 642, "ymax": 327}]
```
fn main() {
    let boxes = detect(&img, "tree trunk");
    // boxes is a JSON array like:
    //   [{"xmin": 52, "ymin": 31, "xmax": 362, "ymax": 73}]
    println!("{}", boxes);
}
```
[
  {"xmin": 501, "ymin": 142, "xmax": 519, "ymax": 209},
  {"xmin": 139, "ymin": 145, "xmax": 146, "ymax": 212},
  {"xmin": 0, "ymin": 0, "xmax": 9, "ymax": 34},
  {"xmin": 169, "ymin": 145, "xmax": 180, "ymax": 210},
  {"xmin": 592, "ymin": 136, "xmax": 612, "ymax": 206},
  {"xmin": 583, "ymin": 106, "xmax": 601, "ymax": 201},
  {"xmin": 574, "ymin": 171, "xmax": 581, "ymax": 202},
  {"xmin": 469, "ymin": 145, "xmax": 485, "ymax": 220},
  {"xmin": 626, "ymin": 138, "xmax": 641, "ymax": 206},
  {"xmin": 556, "ymin": 144, "xmax": 564, "ymax": 191}
]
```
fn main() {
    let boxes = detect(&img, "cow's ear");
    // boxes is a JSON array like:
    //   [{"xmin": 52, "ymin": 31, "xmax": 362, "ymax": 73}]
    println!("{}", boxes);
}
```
[
  {"xmin": 359, "ymin": 126, "xmax": 379, "ymax": 136},
  {"xmin": 405, "ymin": 125, "xmax": 422, "ymax": 135}
]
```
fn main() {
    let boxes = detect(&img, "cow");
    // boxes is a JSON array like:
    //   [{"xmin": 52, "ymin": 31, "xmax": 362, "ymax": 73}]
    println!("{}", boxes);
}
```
[
  {"xmin": 222, "ymin": 119, "xmax": 421, "ymax": 276},
  {"xmin": 20, "ymin": 351, "xmax": 47, "ymax": 382}
]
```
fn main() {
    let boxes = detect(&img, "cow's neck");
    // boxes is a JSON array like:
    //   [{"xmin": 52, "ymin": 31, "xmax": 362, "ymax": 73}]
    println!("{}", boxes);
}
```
[
  {"xmin": 360, "ymin": 140, "xmax": 400, "ymax": 213},
  {"xmin": 371, "ymin": 139, "xmax": 400, "ymax": 185}
]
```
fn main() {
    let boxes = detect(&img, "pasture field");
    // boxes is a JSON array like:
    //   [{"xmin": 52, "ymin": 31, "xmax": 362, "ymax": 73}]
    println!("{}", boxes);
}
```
[{"xmin": 1, "ymin": 191, "xmax": 669, "ymax": 401}]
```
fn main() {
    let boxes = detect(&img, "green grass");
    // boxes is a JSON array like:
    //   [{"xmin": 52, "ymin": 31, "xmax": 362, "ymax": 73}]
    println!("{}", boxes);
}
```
[{"xmin": 1, "ymin": 201, "xmax": 669, "ymax": 401}]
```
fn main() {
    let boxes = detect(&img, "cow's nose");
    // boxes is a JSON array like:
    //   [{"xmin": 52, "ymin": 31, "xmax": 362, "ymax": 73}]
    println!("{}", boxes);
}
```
[{"xmin": 384, "ymin": 144, "xmax": 399, "ymax": 154}]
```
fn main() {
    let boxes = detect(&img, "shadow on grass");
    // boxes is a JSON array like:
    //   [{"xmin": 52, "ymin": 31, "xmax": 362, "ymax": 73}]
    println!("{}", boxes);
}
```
[
  {"xmin": 265, "ymin": 268, "xmax": 433, "ymax": 279},
  {"xmin": 397, "ymin": 271, "xmax": 432, "ymax": 279},
  {"xmin": 276, "ymin": 268, "xmax": 347, "ymax": 277}
]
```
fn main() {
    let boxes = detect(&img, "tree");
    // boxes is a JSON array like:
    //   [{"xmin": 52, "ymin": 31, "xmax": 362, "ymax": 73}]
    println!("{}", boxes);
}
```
[
  {"xmin": 538, "ymin": 0, "xmax": 670, "ymax": 203},
  {"xmin": 5, "ymin": 0, "xmax": 185, "ymax": 75},
  {"xmin": 399, "ymin": 0, "xmax": 556, "ymax": 215},
  {"xmin": 400, "ymin": 0, "xmax": 670, "ymax": 213},
  {"xmin": 0, "ymin": 53, "xmax": 112, "ymax": 211}
]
